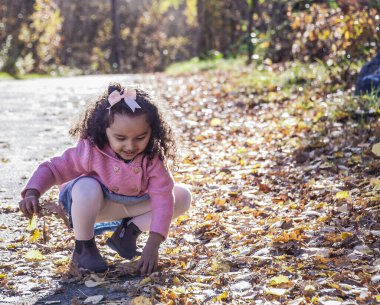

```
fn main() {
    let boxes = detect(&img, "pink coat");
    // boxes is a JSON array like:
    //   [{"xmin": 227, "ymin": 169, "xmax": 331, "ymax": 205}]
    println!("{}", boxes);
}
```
[{"xmin": 21, "ymin": 139, "xmax": 174, "ymax": 238}]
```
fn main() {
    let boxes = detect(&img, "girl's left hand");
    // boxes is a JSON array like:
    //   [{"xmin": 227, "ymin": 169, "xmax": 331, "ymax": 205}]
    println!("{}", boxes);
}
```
[{"xmin": 136, "ymin": 232, "xmax": 163, "ymax": 275}]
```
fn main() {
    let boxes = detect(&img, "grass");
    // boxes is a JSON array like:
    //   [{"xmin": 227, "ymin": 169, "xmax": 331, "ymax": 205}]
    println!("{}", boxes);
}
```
[
  {"xmin": 166, "ymin": 56, "xmax": 247, "ymax": 75},
  {"xmin": 166, "ymin": 56, "xmax": 329, "ymax": 93},
  {"xmin": 0, "ymin": 72, "xmax": 53, "ymax": 80}
]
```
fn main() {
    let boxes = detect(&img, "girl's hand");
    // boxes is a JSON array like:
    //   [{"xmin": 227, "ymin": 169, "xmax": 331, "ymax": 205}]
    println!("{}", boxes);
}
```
[
  {"xmin": 136, "ymin": 232, "xmax": 163, "ymax": 275},
  {"xmin": 19, "ymin": 189, "xmax": 40, "ymax": 219}
]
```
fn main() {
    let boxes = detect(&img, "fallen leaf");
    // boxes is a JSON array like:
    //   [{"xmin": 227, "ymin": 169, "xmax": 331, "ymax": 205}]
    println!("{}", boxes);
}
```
[
  {"xmin": 130, "ymin": 295, "xmax": 151, "ymax": 305},
  {"xmin": 24, "ymin": 249, "xmax": 44, "ymax": 261},
  {"xmin": 29, "ymin": 229, "xmax": 41, "ymax": 243},
  {"xmin": 85, "ymin": 279, "xmax": 106, "ymax": 288},
  {"xmin": 83, "ymin": 295, "xmax": 103, "ymax": 304},
  {"xmin": 269, "ymin": 275, "xmax": 291, "ymax": 286},
  {"xmin": 26, "ymin": 215, "xmax": 37, "ymax": 231},
  {"xmin": 335, "ymin": 191, "xmax": 349, "ymax": 199},
  {"xmin": 265, "ymin": 287, "xmax": 288, "ymax": 296},
  {"xmin": 210, "ymin": 118, "xmax": 222, "ymax": 127},
  {"xmin": 372, "ymin": 142, "xmax": 380, "ymax": 156}
]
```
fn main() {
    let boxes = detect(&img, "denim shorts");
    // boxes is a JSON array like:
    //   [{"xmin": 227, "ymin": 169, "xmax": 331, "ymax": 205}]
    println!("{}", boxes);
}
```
[{"xmin": 58, "ymin": 176, "xmax": 150, "ymax": 235}]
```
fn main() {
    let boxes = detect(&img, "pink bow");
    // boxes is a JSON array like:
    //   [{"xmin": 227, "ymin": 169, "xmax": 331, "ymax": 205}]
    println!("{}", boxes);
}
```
[{"xmin": 107, "ymin": 88, "xmax": 141, "ymax": 112}]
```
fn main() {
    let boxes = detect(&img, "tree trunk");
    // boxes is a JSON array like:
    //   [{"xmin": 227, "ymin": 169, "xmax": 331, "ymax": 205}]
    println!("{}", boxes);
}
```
[
  {"xmin": 196, "ymin": 0, "xmax": 208, "ymax": 58},
  {"xmin": 111, "ymin": 0, "xmax": 123, "ymax": 72},
  {"xmin": 246, "ymin": 0, "xmax": 256, "ymax": 65}
]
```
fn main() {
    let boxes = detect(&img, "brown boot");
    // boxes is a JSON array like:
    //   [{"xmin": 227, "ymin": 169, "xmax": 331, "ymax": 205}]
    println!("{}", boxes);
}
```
[
  {"xmin": 106, "ymin": 218, "xmax": 142, "ymax": 259},
  {"xmin": 72, "ymin": 237, "xmax": 108, "ymax": 273}
]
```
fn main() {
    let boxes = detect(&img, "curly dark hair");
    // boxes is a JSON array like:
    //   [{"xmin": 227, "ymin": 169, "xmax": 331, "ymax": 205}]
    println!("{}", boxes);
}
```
[{"xmin": 70, "ymin": 82, "xmax": 177, "ymax": 169}]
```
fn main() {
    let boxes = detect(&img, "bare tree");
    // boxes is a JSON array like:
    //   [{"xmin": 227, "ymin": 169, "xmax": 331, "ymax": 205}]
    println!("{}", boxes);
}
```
[{"xmin": 111, "ymin": 0, "xmax": 124, "ymax": 72}]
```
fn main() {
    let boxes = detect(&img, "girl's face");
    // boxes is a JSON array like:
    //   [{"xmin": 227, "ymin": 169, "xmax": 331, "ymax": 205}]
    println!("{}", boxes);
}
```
[{"xmin": 106, "ymin": 113, "xmax": 151, "ymax": 161}]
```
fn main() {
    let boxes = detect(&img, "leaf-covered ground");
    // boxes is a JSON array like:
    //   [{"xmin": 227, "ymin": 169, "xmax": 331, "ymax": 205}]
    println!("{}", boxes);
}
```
[{"xmin": 0, "ymin": 69, "xmax": 379, "ymax": 305}]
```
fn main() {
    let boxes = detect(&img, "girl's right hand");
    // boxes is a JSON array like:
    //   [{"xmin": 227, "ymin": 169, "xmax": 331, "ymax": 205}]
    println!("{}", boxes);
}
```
[{"xmin": 19, "ymin": 189, "xmax": 40, "ymax": 219}]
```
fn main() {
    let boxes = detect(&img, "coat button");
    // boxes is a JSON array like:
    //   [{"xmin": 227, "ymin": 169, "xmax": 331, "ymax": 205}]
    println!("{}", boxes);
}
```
[
  {"xmin": 131, "ymin": 186, "xmax": 138, "ymax": 192},
  {"xmin": 113, "ymin": 165, "xmax": 120, "ymax": 173},
  {"xmin": 111, "ymin": 186, "xmax": 119, "ymax": 193},
  {"xmin": 133, "ymin": 167, "xmax": 141, "ymax": 174}
]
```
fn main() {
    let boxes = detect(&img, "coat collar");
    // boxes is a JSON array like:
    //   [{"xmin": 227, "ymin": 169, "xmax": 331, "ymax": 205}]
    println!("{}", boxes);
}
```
[{"xmin": 94, "ymin": 143, "xmax": 143, "ymax": 166}]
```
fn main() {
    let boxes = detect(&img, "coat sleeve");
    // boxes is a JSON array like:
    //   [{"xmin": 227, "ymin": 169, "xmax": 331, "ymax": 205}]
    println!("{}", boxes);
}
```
[
  {"xmin": 21, "ymin": 140, "xmax": 92, "ymax": 198},
  {"xmin": 147, "ymin": 156, "xmax": 174, "ymax": 239}
]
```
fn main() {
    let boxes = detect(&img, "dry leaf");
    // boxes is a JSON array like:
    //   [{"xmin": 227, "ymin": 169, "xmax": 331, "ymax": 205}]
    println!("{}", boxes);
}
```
[
  {"xmin": 372, "ymin": 142, "xmax": 380, "ymax": 157},
  {"xmin": 24, "ymin": 249, "xmax": 44, "ymax": 261},
  {"xmin": 29, "ymin": 228, "xmax": 41, "ymax": 243},
  {"xmin": 83, "ymin": 295, "xmax": 103, "ymax": 304},
  {"xmin": 269, "ymin": 275, "xmax": 291, "ymax": 286},
  {"xmin": 335, "ymin": 191, "xmax": 349, "ymax": 199},
  {"xmin": 265, "ymin": 287, "xmax": 288, "ymax": 296},
  {"xmin": 130, "ymin": 296, "xmax": 151, "ymax": 305},
  {"xmin": 85, "ymin": 279, "xmax": 106, "ymax": 288}
]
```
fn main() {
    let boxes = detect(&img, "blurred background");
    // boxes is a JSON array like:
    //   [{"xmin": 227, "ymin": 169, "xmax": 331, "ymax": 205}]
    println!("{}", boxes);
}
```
[{"xmin": 0, "ymin": 0, "xmax": 379, "ymax": 81}]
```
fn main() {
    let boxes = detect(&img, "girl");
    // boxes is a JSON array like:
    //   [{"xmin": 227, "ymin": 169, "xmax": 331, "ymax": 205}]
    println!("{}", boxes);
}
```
[{"xmin": 19, "ymin": 83, "xmax": 192, "ymax": 275}]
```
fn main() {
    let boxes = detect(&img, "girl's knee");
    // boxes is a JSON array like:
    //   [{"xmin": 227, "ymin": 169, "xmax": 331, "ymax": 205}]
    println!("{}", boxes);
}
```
[
  {"xmin": 174, "ymin": 184, "xmax": 192, "ymax": 214},
  {"xmin": 72, "ymin": 177, "xmax": 103, "ymax": 202}
]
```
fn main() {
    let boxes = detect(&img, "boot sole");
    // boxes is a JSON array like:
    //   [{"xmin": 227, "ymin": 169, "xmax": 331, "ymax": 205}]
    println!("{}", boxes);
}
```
[
  {"xmin": 70, "ymin": 258, "xmax": 108, "ymax": 274},
  {"xmin": 106, "ymin": 238, "xmax": 141, "ymax": 260}
]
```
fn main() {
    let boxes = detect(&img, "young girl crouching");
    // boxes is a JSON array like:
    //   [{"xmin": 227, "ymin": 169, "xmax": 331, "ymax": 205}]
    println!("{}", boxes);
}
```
[{"xmin": 19, "ymin": 83, "xmax": 192, "ymax": 275}]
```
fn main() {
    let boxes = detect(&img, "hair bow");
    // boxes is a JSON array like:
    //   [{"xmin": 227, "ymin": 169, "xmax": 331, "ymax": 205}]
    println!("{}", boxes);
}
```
[{"xmin": 107, "ymin": 88, "xmax": 141, "ymax": 112}]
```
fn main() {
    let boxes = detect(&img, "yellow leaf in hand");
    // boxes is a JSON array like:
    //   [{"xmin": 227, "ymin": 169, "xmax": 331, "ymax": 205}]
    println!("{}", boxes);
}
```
[
  {"xmin": 29, "ymin": 229, "xmax": 41, "ymax": 243},
  {"xmin": 26, "ymin": 215, "xmax": 37, "ymax": 231}
]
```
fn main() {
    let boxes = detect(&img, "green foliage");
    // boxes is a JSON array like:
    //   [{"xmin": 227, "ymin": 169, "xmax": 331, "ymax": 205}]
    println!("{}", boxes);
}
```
[{"xmin": 166, "ymin": 56, "xmax": 246, "ymax": 74}]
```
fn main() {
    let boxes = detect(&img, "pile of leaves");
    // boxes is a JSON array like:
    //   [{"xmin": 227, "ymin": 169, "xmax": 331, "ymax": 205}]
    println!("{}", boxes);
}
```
[{"xmin": 0, "ymin": 68, "xmax": 379, "ymax": 304}]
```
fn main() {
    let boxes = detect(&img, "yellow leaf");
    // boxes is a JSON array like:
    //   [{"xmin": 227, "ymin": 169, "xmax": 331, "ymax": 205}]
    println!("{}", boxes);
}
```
[
  {"xmin": 210, "ymin": 118, "xmax": 222, "ymax": 127},
  {"xmin": 327, "ymin": 282, "xmax": 341, "ymax": 290},
  {"xmin": 376, "ymin": 294, "xmax": 380, "ymax": 302},
  {"xmin": 24, "ymin": 249, "xmax": 44, "ymax": 261},
  {"xmin": 26, "ymin": 215, "xmax": 37, "ymax": 231},
  {"xmin": 215, "ymin": 197, "xmax": 227, "ymax": 206},
  {"xmin": 173, "ymin": 276, "xmax": 181, "ymax": 286},
  {"xmin": 341, "ymin": 232, "xmax": 353, "ymax": 240},
  {"xmin": 53, "ymin": 257, "xmax": 69, "ymax": 266},
  {"xmin": 213, "ymin": 291, "xmax": 229, "ymax": 302},
  {"xmin": 265, "ymin": 287, "xmax": 288, "ymax": 296},
  {"xmin": 210, "ymin": 260, "xmax": 231, "ymax": 273},
  {"xmin": 130, "ymin": 296, "xmax": 151, "ymax": 305},
  {"xmin": 370, "ymin": 178, "xmax": 380, "ymax": 190},
  {"xmin": 0, "ymin": 274, "xmax": 6, "ymax": 279},
  {"xmin": 139, "ymin": 277, "xmax": 151, "ymax": 286},
  {"xmin": 29, "ymin": 229, "xmax": 41, "ymax": 243},
  {"xmin": 372, "ymin": 143, "xmax": 380, "ymax": 157},
  {"xmin": 304, "ymin": 285, "xmax": 316, "ymax": 293},
  {"xmin": 335, "ymin": 191, "xmax": 350, "ymax": 199},
  {"xmin": 269, "ymin": 275, "xmax": 291, "ymax": 286}
]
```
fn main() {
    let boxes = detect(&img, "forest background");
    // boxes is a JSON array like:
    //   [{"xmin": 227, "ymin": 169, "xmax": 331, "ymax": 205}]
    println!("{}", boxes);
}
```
[{"xmin": 1, "ymin": 0, "xmax": 380, "ymax": 81}]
